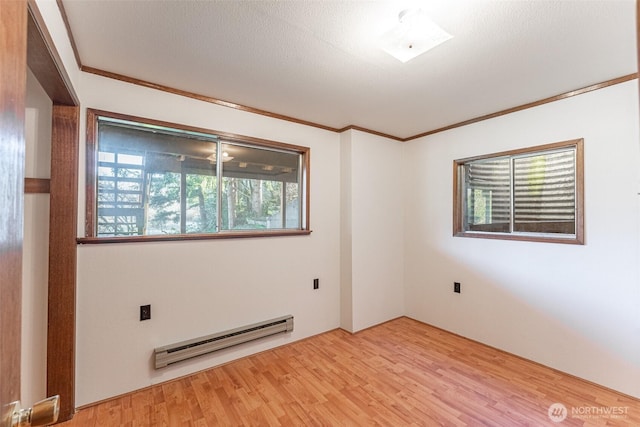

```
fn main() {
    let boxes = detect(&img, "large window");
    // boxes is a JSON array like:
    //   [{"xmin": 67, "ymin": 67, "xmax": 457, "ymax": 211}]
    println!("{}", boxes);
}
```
[
  {"xmin": 83, "ymin": 110, "xmax": 310, "ymax": 242},
  {"xmin": 454, "ymin": 139, "xmax": 583, "ymax": 244}
]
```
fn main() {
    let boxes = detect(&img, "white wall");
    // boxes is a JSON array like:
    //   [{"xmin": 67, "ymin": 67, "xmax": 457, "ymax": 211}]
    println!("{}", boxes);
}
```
[
  {"xmin": 340, "ymin": 131, "xmax": 353, "ymax": 331},
  {"xmin": 22, "ymin": 69, "xmax": 52, "ymax": 406},
  {"xmin": 341, "ymin": 130, "xmax": 405, "ymax": 332},
  {"xmin": 403, "ymin": 80, "xmax": 640, "ymax": 398},
  {"xmin": 35, "ymin": 0, "xmax": 640, "ymax": 404},
  {"xmin": 75, "ymin": 73, "xmax": 342, "ymax": 405}
]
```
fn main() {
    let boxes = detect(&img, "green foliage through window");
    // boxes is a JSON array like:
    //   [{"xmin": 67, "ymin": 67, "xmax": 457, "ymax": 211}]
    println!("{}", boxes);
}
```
[{"xmin": 91, "ymin": 113, "xmax": 308, "ymax": 238}]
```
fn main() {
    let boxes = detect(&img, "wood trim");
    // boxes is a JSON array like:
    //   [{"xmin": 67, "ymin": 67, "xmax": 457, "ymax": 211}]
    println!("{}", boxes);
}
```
[
  {"xmin": 47, "ymin": 105, "xmax": 79, "ymax": 423},
  {"xmin": 25, "ymin": 1, "xmax": 80, "ymax": 421},
  {"xmin": 24, "ymin": 178, "xmax": 50, "ymax": 194},
  {"xmin": 406, "ymin": 74, "xmax": 638, "ymax": 141},
  {"xmin": 83, "ymin": 110, "xmax": 97, "ymax": 238},
  {"xmin": 452, "ymin": 160, "xmax": 462, "ymax": 239},
  {"xmin": 452, "ymin": 138, "xmax": 584, "ymax": 245},
  {"xmin": 454, "ymin": 230, "xmax": 583, "ymax": 245},
  {"xmin": 304, "ymin": 146, "xmax": 311, "ymax": 231},
  {"xmin": 0, "ymin": 0, "xmax": 27, "ymax": 410},
  {"xmin": 574, "ymin": 139, "xmax": 585, "ymax": 245},
  {"xmin": 55, "ymin": 0, "xmax": 81, "ymax": 70},
  {"xmin": 454, "ymin": 138, "xmax": 583, "ymax": 164},
  {"xmin": 336, "ymin": 125, "xmax": 403, "ymax": 142},
  {"xmin": 26, "ymin": 0, "xmax": 78, "ymax": 106},
  {"xmin": 82, "ymin": 66, "xmax": 342, "ymax": 133},
  {"xmin": 78, "ymin": 230, "xmax": 312, "ymax": 245},
  {"xmin": 83, "ymin": 66, "xmax": 637, "ymax": 143},
  {"xmin": 52, "ymin": 0, "xmax": 639, "ymax": 143},
  {"xmin": 86, "ymin": 108, "xmax": 310, "ymax": 153},
  {"xmin": 84, "ymin": 108, "xmax": 311, "ymax": 241}
]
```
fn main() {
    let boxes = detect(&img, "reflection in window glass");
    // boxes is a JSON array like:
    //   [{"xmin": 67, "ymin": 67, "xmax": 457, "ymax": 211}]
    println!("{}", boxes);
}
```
[
  {"xmin": 185, "ymin": 174, "xmax": 217, "ymax": 233},
  {"xmin": 454, "ymin": 140, "xmax": 583, "ymax": 244},
  {"xmin": 220, "ymin": 143, "xmax": 300, "ymax": 231},
  {"xmin": 146, "ymin": 172, "xmax": 182, "ymax": 235},
  {"xmin": 464, "ymin": 157, "xmax": 510, "ymax": 233},
  {"xmin": 513, "ymin": 151, "xmax": 576, "ymax": 234},
  {"xmin": 93, "ymin": 115, "xmax": 306, "ymax": 238}
]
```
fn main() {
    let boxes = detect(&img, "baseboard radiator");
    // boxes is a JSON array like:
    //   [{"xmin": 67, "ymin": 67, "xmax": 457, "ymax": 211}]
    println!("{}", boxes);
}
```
[{"xmin": 154, "ymin": 315, "xmax": 293, "ymax": 369}]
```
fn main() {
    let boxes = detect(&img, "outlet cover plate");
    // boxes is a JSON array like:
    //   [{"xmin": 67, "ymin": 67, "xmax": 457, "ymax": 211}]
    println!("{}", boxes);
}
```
[{"xmin": 140, "ymin": 304, "xmax": 151, "ymax": 321}]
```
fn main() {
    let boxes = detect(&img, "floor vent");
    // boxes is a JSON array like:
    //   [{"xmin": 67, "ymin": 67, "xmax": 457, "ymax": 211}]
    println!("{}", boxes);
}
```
[{"xmin": 154, "ymin": 315, "xmax": 293, "ymax": 369}]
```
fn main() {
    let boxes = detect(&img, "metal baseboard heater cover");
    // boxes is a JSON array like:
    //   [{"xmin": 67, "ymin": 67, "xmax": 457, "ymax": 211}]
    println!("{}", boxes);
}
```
[{"xmin": 154, "ymin": 315, "xmax": 293, "ymax": 369}]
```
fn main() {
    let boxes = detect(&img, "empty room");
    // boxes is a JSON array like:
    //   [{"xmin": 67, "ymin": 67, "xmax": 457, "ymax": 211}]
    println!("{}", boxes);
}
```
[{"xmin": 2, "ymin": 0, "xmax": 640, "ymax": 425}]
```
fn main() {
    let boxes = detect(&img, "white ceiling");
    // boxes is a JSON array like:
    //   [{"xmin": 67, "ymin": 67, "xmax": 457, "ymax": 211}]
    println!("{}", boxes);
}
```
[{"xmin": 61, "ymin": 0, "xmax": 637, "ymax": 139}]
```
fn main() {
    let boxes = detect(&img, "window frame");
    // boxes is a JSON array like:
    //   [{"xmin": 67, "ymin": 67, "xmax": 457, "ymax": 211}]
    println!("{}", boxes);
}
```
[
  {"xmin": 453, "ymin": 139, "xmax": 584, "ymax": 245},
  {"xmin": 81, "ymin": 109, "xmax": 311, "ymax": 244}
]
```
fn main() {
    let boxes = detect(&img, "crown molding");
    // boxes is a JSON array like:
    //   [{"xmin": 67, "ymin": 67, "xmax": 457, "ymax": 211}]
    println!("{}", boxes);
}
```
[
  {"xmin": 55, "ymin": 0, "xmax": 81, "ymax": 70},
  {"xmin": 336, "ymin": 125, "xmax": 404, "ymax": 142},
  {"xmin": 58, "ymin": 1, "xmax": 637, "ymax": 142},
  {"xmin": 81, "ymin": 65, "xmax": 346, "ymax": 134},
  {"xmin": 83, "ymin": 66, "xmax": 636, "ymax": 143},
  {"xmin": 403, "ymin": 73, "xmax": 638, "ymax": 141}
]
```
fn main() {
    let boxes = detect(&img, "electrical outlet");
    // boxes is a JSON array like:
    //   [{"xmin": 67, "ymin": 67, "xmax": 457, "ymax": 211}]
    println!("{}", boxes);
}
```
[
  {"xmin": 313, "ymin": 278, "xmax": 319, "ymax": 290},
  {"xmin": 140, "ymin": 304, "xmax": 151, "ymax": 321},
  {"xmin": 454, "ymin": 282, "xmax": 461, "ymax": 293}
]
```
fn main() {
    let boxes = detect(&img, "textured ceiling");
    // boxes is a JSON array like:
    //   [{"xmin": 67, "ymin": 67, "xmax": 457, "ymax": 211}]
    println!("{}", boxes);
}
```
[{"xmin": 61, "ymin": 0, "xmax": 637, "ymax": 139}]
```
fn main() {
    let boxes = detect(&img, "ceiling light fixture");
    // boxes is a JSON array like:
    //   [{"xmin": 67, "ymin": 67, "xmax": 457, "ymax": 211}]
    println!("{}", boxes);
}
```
[
  {"xmin": 379, "ymin": 8, "xmax": 453, "ymax": 63},
  {"xmin": 206, "ymin": 151, "xmax": 234, "ymax": 163}
]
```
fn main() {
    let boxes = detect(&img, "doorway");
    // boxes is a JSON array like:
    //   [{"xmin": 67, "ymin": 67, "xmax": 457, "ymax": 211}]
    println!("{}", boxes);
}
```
[{"xmin": 1, "ymin": 0, "xmax": 79, "ymax": 424}]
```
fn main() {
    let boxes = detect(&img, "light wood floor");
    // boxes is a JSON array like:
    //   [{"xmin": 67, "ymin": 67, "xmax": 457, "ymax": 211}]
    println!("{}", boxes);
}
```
[{"xmin": 58, "ymin": 317, "xmax": 639, "ymax": 426}]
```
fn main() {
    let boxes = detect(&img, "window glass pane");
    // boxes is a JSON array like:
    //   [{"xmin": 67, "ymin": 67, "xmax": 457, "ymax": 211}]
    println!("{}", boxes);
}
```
[
  {"xmin": 146, "ymin": 172, "xmax": 181, "ymax": 235},
  {"xmin": 285, "ymin": 182, "xmax": 300, "ymax": 228},
  {"xmin": 513, "ymin": 149, "xmax": 575, "ymax": 234},
  {"xmin": 454, "ymin": 140, "xmax": 582, "ymax": 244},
  {"xmin": 98, "ymin": 152, "xmax": 115, "ymax": 162},
  {"xmin": 464, "ymin": 157, "xmax": 511, "ymax": 233},
  {"xmin": 116, "ymin": 180, "xmax": 141, "ymax": 192},
  {"xmin": 185, "ymin": 174, "xmax": 217, "ymax": 233},
  {"xmin": 98, "ymin": 166, "xmax": 115, "ymax": 177},
  {"xmin": 93, "ymin": 115, "xmax": 306, "ymax": 239},
  {"xmin": 96, "ymin": 147, "xmax": 146, "ymax": 236},
  {"xmin": 118, "ymin": 153, "xmax": 144, "ymax": 165},
  {"xmin": 98, "ymin": 179, "xmax": 115, "ymax": 191},
  {"xmin": 96, "ymin": 118, "xmax": 218, "ymax": 237},
  {"xmin": 220, "ymin": 143, "xmax": 300, "ymax": 231}
]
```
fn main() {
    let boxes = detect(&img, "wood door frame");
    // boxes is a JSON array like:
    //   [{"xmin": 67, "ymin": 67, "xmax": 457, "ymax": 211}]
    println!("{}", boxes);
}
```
[
  {"xmin": 47, "ymin": 106, "xmax": 79, "ymax": 422},
  {"xmin": 25, "ymin": 0, "xmax": 79, "ymax": 423}
]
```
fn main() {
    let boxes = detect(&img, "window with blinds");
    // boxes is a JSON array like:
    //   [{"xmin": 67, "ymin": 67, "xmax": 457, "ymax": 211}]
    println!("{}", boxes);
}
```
[{"xmin": 454, "ymin": 139, "xmax": 584, "ymax": 244}]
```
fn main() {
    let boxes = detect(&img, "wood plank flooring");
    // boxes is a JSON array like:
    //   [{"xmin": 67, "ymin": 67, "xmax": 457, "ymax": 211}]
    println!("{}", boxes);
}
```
[{"xmin": 58, "ymin": 317, "xmax": 639, "ymax": 426}]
